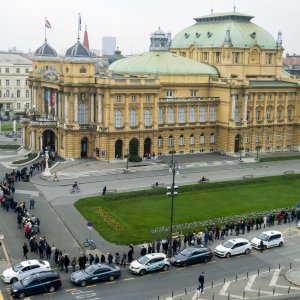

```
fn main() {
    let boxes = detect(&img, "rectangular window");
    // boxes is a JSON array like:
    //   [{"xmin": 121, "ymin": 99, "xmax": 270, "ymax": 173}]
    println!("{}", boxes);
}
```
[
  {"xmin": 246, "ymin": 136, "xmax": 249, "ymax": 143},
  {"xmin": 258, "ymin": 93, "xmax": 263, "ymax": 100},
  {"xmin": 256, "ymin": 111, "xmax": 261, "ymax": 121},
  {"xmin": 5, "ymin": 68, "xmax": 9, "ymax": 73},
  {"xmin": 279, "ymin": 93, "xmax": 283, "ymax": 100},
  {"xmin": 146, "ymin": 95, "xmax": 150, "ymax": 102},
  {"xmin": 246, "ymin": 111, "xmax": 250, "ymax": 121},
  {"xmin": 158, "ymin": 137, "xmax": 163, "ymax": 148},
  {"xmin": 16, "ymin": 90, "xmax": 20, "ymax": 98},
  {"xmin": 25, "ymin": 103, "xmax": 29, "ymax": 109},
  {"xmin": 25, "ymin": 68, "xmax": 29, "ymax": 73},
  {"xmin": 215, "ymin": 52, "xmax": 221, "ymax": 63},
  {"xmin": 131, "ymin": 95, "xmax": 136, "ymax": 102},
  {"xmin": 287, "ymin": 133, "xmax": 292, "ymax": 140},
  {"xmin": 6, "ymin": 80, "xmax": 9, "ymax": 86},
  {"xmin": 115, "ymin": 95, "xmax": 121, "ymax": 102},
  {"xmin": 16, "ymin": 80, "xmax": 20, "ymax": 86},
  {"xmin": 0, "ymin": 79, "xmax": 1, "ymax": 85},
  {"xmin": 25, "ymin": 79, "xmax": 28, "ymax": 86},
  {"xmin": 266, "ymin": 111, "xmax": 271, "ymax": 120},
  {"xmin": 179, "ymin": 135, "xmax": 184, "ymax": 146},
  {"xmin": 233, "ymin": 52, "xmax": 240, "ymax": 64},
  {"xmin": 190, "ymin": 135, "xmax": 195, "ymax": 145},
  {"xmin": 267, "ymin": 134, "xmax": 271, "ymax": 142},
  {"xmin": 26, "ymin": 90, "xmax": 30, "ymax": 98},
  {"xmin": 168, "ymin": 136, "xmax": 173, "ymax": 147},
  {"xmin": 189, "ymin": 106, "xmax": 196, "ymax": 122},
  {"xmin": 191, "ymin": 90, "xmax": 197, "ymax": 97},
  {"xmin": 166, "ymin": 90, "xmax": 173, "ymax": 98},
  {"xmin": 268, "ymin": 93, "xmax": 272, "ymax": 100},
  {"xmin": 266, "ymin": 53, "xmax": 273, "ymax": 64},
  {"xmin": 256, "ymin": 136, "xmax": 260, "ymax": 143},
  {"xmin": 79, "ymin": 68, "xmax": 86, "ymax": 73},
  {"xmin": 288, "ymin": 109, "xmax": 292, "ymax": 121},
  {"xmin": 6, "ymin": 103, "xmax": 10, "ymax": 109},
  {"xmin": 158, "ymin": 108, "xmax": 164, "ymax": 125},
  {"xmin": 200, "ymin": 135, "xmax": 205, "ymax": 144},
  {"xmin": 200, "ymin": 107, "xmax": 206, "ymax": 122},
  {"xmin": 209, "ymin": 107, "xmax": 216, "ymax": 122},
  {"xmin": 167, "ymin": 108, "xmax": 175, "ymax": 124},
  {"xmin": 202, "ymin": 52, "xmax": 209, "ymax": 62},
  {"xmin": 178, "ymin": 107, "xmax": 185, "ymax": 124},
  {"xmin": 277, "ymin": 133, "xmax": 282, "ymax": 141},
  {"xmin": 16, "ymin": 68, "xmax": 20, "ymax": 73},
  {"xmin": 6, "ymin": 90, "xmax": 9, "ymax": 97},
  {"xmin": 17, "ymin": 103, "xmax": 21, "ymax": 109},
  {"xmin": 277, "ymin": 110, "xmax": 282, "ymax": 120}
]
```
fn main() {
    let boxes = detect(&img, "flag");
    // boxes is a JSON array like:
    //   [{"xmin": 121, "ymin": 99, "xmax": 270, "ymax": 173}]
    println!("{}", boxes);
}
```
[
  {"xmin": 78, "ymin": 13, "xmax": 81, "ymax": 31},
  {"xmin": 45, "ymin": 17, "xmax": 51, "ymax": 29}
]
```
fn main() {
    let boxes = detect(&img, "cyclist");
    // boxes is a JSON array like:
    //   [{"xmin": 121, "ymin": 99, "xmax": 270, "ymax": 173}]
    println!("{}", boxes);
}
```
[{"xmin": 73, "ymin": 181, "xmax": 79, "ymax": 189}]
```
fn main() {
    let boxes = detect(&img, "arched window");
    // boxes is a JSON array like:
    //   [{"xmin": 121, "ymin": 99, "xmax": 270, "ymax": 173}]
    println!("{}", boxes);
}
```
[
  {"xmin": 189, "ymin": 106, "xmax": 196, "ymax": 122},
  {"xmin": 179, "ymin": 135, "xmax": 184, "ymax": 146},
  {"xmin": 266, "ymin": 110, "xmax": 271, "ymax": 120},
  {"xmin": 200, "ymin": 133, "xmax": 205, "ymax": 144},
  {"xmin": 158, "ymin": 136, "xmax": 163, "ymax": 148},
  {"xmin": 210, "ymin": 107, "xmax": 216, "ymax": 122},
  {"xmin": 78, "ymin": 103, "xmax": 87, "ymax": 124},
  {"xmin": 190, "ymin": 134, "xmax": 195, "ymax": 145},
  {"xmin": 178, "ymin": 107, "xmax": 185, "ymax": 124},
  {"xmin": 144, "ymin": 109, "xmax": 151, "ymax": 126},
  {"xmin": 115, "ymin": 109, "xmax": 122, "ymax": 128},
  {"xmin": 277, "ymin": 109, "xmax": 282, "ymax": 120},
  {"xmin": 168, "ymin": 135, "xmax": 173, "ymax": 147},
  {"xmin": 200, "ymin": 106, "xmax": 206, "ymax": 122},
  {"xmin": 158, "ymin": 108, "xmax": 164, "ymax": 125},
  {"xmin": 167, "ymin": 108, "xmax": 175, "ymax": 124},
  {"xmin": 210, "ymin": 133, "xmax": 215, "ymax": 144},
  {"xmin": 130, "ymin": 109, "xmax": 136, "ymax": 127}
]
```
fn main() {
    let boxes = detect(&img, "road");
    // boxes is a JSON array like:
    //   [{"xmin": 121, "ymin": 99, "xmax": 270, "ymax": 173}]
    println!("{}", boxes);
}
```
[{"xmin": 1, "ymin": 150, "xmax": 300, "ymax": 299}]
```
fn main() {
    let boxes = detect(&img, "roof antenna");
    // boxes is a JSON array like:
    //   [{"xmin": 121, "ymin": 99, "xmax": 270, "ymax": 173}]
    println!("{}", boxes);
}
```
[
  {"xmin": 233, "ymin": 0, "xmax": 236, "ymax": 12},
  {"xmin": 211, "ymin": 0, "xmax": 214, "ymax": 14}
]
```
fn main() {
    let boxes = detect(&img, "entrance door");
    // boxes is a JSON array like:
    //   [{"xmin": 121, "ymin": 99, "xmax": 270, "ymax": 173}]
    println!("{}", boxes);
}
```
[
  {"xmin": 144, "ymin": 138, "xmax": 151, "ymax": 157},
  {"xmin": 42, "ymin": 130, "xmax": 56, "ymax": 152},
  {"xmin": 129, "ymin": 138, "xmax": 139, "ymax": 157},
  {"xmin": 115, "ymin": 140, "xmax": 123, "ymax": 159},
  {"xmin": 81, "ymin": 137, "xmax": 88, "ymax": 158},
  {"xmin": 234, "ymin": 135, "xmax": 241, "ymax": 153}
]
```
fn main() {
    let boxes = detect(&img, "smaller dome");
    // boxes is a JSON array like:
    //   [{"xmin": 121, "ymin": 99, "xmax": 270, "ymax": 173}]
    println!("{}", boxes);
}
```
[
  {"xmin": 66, "ymin": 40, "xmax": 91, "ymax": 57},
  {"xmin": 34, "ymin": 41, "xmax": 57, "ymax": 57},
  {"xmin": 108, "ymin": 49, "xmax": 124, "ymax": 65}
]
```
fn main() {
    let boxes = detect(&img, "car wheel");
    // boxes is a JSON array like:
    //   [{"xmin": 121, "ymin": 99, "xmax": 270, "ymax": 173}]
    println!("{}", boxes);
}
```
[
  {"xmin": 80, "ymin": 280, "xmax": 87, "ymax": 287},
  {"xmin": 279, "ymin": 242, "xmax": 283, "ymax": 247},
  {"xmin": 245, "ymin": 248, "xmax": 250, "ymax": 255},
  {"xmin": 18, "ymin": 292, "xmax": 25, "ymax": 299},
  {"xmin": 139, "ymin": 269, "xmax": 146, "ymax": 276},
  {"xmin": 225, "ymin": 252, "xmax": 231, "ymax": 258},
  {"xmin": 11, "ymin": 277, "xmax": 18, "ymax": 284},
  {"xmin": 183, "ymin": 261, "xmax": 188, "ymax": 267},
  {"xmin": 48, "ymin": 286, "xmax": 56, "ymax": 293},
  {"xmin": 108, "ymin": 275, "xmax": 115, "ymax": 281},
  {"xmin": 162, "ymin": 264, "xmax": 169, "ymax": 272}
]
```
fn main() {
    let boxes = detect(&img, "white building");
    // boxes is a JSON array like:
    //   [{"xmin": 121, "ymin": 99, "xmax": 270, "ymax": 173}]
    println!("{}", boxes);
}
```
[
  {"xmin": 101, "ymin": 36, "xmax": 116, "ymax": 55},
  {"xmin": 0, "ymin": 52, "xmax": 32, "ymax": 119}
]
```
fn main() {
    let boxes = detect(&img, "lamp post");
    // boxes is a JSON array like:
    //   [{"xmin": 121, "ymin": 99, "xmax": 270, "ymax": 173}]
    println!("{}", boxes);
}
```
[
  {"xmin": 126, "ymin": 149, "xmax": 129, "ymax": 173},
  {"xmin": 256, "ymin": 147, "xmax": 259, "ymax": 160},
  {"xmin": 167, "ymin": 151, "xmax": 179, "ymax": 257}
]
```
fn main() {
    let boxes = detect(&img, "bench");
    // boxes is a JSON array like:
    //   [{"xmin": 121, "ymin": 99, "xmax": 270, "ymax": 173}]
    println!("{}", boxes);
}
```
[
  {"xmin": 243, "ymin": 174, "xmax": 254, "ymax": 179},
  {"xmin": 151, "ymin": 183, "xmax": 165, "ymax": 188},
  {"xmin": 284, "ymin": 170, "xmax": 295, "ymax": 175}
]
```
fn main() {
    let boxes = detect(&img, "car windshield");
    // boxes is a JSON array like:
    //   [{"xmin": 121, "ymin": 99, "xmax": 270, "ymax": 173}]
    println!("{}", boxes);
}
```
[
  {"xmin": 257, "ymin": 233, "xmax": 269, "ymax": 241},
  {"xmin": 20, "ymin": 276, "xmax": 32, "ymax": 286},
  {"xmin": 12, "ymin": 263, "xmax": 24, "ymax": 272},
  {"xmin": 137, "ymin": 256, "xmax": 149, "ymax": 265},
  {"xmin": 180, "ymin": 249, "xmax": 192, "ymax": 256},
  {"xmin": 85, "ymin": 265, "xmax": 97, "ymax": 274},
  {"xmin": 222, "ymin": 241, "xmax": 234, "ymax": 249}
]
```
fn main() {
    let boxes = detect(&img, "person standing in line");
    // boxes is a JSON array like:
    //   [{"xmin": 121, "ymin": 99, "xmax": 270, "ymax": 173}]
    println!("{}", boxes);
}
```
[
  {"xmin": 94, "ymin": 254, "xmax": 100, "ymax": 264},
  {"xmin": 71, "ymin": 256, "xmax": 77, "ymax": 272},
  {"xmin": 197, "ymin": 271, "xmax": 205, "ymax": 293},
  {"xmin": 23, "ymin": 243, "xmax": 29, "ymax": 259},
  {"xmin": 102, "ymin": 186, "xmax": 107, "ymax": 196},
  {"xmin": 29, "ymin": 196, "xmax": 35, "ymax": 210},
  {"xmin": 64, "ymin": 254, "xmax": 70, "ymax": 273}
]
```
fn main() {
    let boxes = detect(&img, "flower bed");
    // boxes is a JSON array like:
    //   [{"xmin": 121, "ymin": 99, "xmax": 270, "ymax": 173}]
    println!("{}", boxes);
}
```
[{"xmin": 94, "ymin": 206, "xmax": 124, "ymax": 232}]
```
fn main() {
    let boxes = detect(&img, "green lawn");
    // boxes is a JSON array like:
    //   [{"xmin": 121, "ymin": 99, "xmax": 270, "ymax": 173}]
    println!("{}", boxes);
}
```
[
  {"xmin": 0, "ymin": 123, "xmax": 21, "ymax": 131},
  {"xmin": 12, "ymin": 153, "xmax": 38, "ymax": 165},
  {"xmin": 259, "ymin": 156, "xmax": 300, "ymax": 162},
  {"xmin": 74, "ymin": 175, "xmax": 300, "ymax": 245}
]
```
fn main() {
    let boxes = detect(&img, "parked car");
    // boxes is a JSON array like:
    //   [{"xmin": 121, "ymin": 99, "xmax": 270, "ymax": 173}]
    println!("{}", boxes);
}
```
[
  {"xmin": 251, "ymin": 230, "xmax": 284, "ymax": 250},
  {"xmin": 71, "ymin": 263, "xmax": 121, "ymax": 287},
  {"xmin": 10, "ymin": 271, "xmax": 61, "ymax": 299},
  {"xmin": 214, "ymin": 238, "xmax": 252, "ymax": 258},
  {"xmin": 171, "ymin": 245, "xmax": 213, "ymax": 267},
  {"xmin": 129, "ymin": 253, "xmax": 169, "ymax": 276},
  {"xmin": 2, "ymin": 260, "xmax": 51, "ymax": 284}
]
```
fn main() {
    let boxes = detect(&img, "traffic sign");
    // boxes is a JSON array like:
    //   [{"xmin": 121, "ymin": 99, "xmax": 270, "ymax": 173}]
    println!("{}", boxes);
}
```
[
  {"xmin": 0, "ymin": 234, "xmax": 4, "ymax": 240},
  {"xmin": 87, "ymin": 221, "xmax": 93, "ymax": 230}
]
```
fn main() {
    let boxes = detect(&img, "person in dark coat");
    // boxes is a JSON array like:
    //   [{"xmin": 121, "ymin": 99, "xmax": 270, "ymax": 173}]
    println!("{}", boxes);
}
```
[
  {"xmin": 140, "ymin": 245, "xmax": 147, "ymax": 256},
  {"xmin": 100, "ymin": 254, "xmax": 106, "ymax": 263},
  {"xmin": 102, "ymin": 186, "xmax": 107, "ymax": 196},
  {"xmin": 260, "ymin": 239, "xmax": 264, "ymax": 253},
  {"xmin": 128, "ymin": 245, "xmax": 134, "ymax": 263},
  {"xmin": 108, "ymin": 253, "xmax": 113, "ymax": 264},
  {"xmin": 197, "ymin": 271, "xmax": 205, "ymax": 293},
  {"xmin": 23, "ymin": 243, "xmax": 29, "ymax": 259},
  {"xmin": 64, "ymin": 254, "xmax": 70, "ymax": 273}
]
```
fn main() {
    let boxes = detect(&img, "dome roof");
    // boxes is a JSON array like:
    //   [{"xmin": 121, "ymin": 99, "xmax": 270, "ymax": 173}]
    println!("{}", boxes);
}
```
[
  {"xmin": 171, "ymin": 11, "xmax": 277, "ymax": 49},
  {"xmin": 108, "ymin": 51, "xmax": 219, "ymax": 76},
  {"xmin": 108, "ymin": 49, "xmax": 124, "ymax": 65},
  {"xmin": 66, "ymin": 40, "xmax": 91, "ymax": 57},
  {"xmin": 34, "ymin": 41, "xmax": 57, "ymax": 57}
]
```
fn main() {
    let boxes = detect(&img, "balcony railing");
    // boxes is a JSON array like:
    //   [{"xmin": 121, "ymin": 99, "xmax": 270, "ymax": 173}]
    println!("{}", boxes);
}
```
[{"xmin": 159, "ymin": 97, "xmax": 220, "ymax": 103}]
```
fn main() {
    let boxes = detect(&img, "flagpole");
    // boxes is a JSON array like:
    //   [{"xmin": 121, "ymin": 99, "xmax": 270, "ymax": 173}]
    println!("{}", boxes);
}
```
[
  {"xmin": 78, "ymin": 13, "xmax": 80, "ymax": 41},
  {"xmin": 45, "ymin": 17, "xmax": 47, "ymax": 42}
]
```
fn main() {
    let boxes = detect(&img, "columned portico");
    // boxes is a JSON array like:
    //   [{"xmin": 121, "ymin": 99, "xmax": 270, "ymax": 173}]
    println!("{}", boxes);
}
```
[
  {"xmin": 98, "ymin": 93, "xmax": 103, "ymax": 124},
  {"xmin": 231, "ymin": 93, "xmax": 237, "ymax": 121},
  {"xmin": 243, "ymin": 92, "xmax": 249, "ymax": 121}
]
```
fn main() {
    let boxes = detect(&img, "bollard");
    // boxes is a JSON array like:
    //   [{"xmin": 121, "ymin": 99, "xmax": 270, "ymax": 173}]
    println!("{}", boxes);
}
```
[
  {"xmin": 269, "ymin": 266, "xmax": 271, "ymax": 272},
  {"xmin": 288, "ymin": 287, "xmax": 290, "ymax": 294},
  {"xmin": 273, "ymin": 288, "xmax": 275, "ymax": 295},
  {"xmin": 258, "ymin": 269, "xmax": 260, "ymax": 275},
  {"xmin": 212, "ymin": 294, "xmax": 214, "ymax": 300},
  {"xmin": 185, "ymin": 288, "xmax": 187, "ymax": 295},
  {"xmin": 172, "ymin": 291, "xmax": 174, "ymax": 298},
  {"xmin": 228, "ymin": 291, "xmax": 230, "ymax": 300},
  {"xmin": 158, "ymin": 297, "xmax": 159, "ymax": 300},
  {"xmin": 211, "ymin": 281, "xmax": 214, "ymax": 288},
  {"xmin": 235, "ymin": 275, "xmax": 237, "ymax": 281},
  {"xmin": 224, "ymin": 277, "xmax": 226, "ymax": 284},
  {"xmin": 247, "ymin": 271, "xmax": 248, "ymax": 278},
  {"xmin": 279, "ymin": 264, "xmax": 281, "ymax": 269},
  {"xmin": 243, "ymin": 291, "xmax": 245, "ymax": 298},
  {"xmin": 290, "ymin": 263, "xmax": 292, "ymax": 269},
  {"xmin": 258, "ymin": 288, "xmax": 260, "ymax": 297}
]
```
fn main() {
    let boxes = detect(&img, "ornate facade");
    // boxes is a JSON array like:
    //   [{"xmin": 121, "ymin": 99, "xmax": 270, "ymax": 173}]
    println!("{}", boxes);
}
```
[{"xmin": 22, "ymin": 11, "xmax": 300, "ymax": 160}]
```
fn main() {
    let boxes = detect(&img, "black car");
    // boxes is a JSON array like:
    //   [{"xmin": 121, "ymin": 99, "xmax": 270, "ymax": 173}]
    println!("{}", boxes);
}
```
[
  {"xmin": 171, "ymin": 245, "xmax": 213, "ymax": 267},
  {"xmin": 10, "ymin": 271, "xmax": 61, "ymax": 299},
  {"xmin": 71, "ymin": 263, "xmax": 121, "ymax": 287}
]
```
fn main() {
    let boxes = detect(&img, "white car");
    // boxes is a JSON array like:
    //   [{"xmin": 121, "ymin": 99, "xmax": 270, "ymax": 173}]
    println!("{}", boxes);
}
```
[
  {"xmin": 129, "ymin": 253, "xmax": 169, "ymax": 276},
  {"xmin": 2, "ymin": 259, "xmax": 51, "ymax": 284},
  {"xmin": 214, "ymin": 238, "xmax": 252, "ymax": 258},
  {"xmin": 251, "ymin": 230, "xmax": 284, "ymax": 250}
]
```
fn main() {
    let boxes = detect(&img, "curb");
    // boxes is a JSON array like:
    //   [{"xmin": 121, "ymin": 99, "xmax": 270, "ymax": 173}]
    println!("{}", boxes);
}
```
[{"xmin": 285, "ymin": 268, "xmax": 300, "ymax": 287}]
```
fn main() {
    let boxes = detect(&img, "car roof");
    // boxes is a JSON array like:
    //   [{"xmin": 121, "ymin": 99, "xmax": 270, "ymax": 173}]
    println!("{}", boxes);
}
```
[
  {"xmin": 228, "ymin": 238, "xmax": 249, "ymax": 243},
  {"xmin": 19, "ymin": 260, "xmax": 43, "ymax": 267},
  {"xmin": 261, "ymin": 230, "xmax": 282, "ymax": 235},
  {"xmin": 145, "ymin": 253, "xmax": 165, "ymax": 259},
  {"xmin": 29, "ymin": 271, "xmax": 58, "ymax": 279},
  {"xmin": 186, "ymin": 246, "xmax": 209, "ymax": 251}
]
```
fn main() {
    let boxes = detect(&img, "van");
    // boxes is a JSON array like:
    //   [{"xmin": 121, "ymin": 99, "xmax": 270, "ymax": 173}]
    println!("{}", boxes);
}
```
[{"xmin": 251, "ymin": 230, "xmax": 284, "ymax": 250}]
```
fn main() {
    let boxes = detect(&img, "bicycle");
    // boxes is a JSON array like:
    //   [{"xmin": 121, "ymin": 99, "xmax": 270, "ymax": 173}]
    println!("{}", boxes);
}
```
[
  {"xmin": 83, "ymin": 239, "xmax": 96, "ymax": 250},
  {"xmin": 70, "ymin": 186, "xmax": 81, "ymax": 194}
]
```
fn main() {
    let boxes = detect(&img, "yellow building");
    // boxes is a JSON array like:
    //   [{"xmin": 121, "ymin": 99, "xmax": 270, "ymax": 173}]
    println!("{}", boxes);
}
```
[{"xmin": 22, "ymin": 11, "xmax": 300, "ymax": 160}]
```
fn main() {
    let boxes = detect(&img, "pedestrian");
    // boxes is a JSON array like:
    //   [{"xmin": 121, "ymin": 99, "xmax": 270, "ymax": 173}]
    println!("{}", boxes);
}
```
[
  {"xmin": 29, "ymin": 196, "xmax": 35, "ymax": 210},
  {"xmin": 46, "ymin": 245, "xmax": 52, "ymax": 259},
  {"xmin": 260, "ymin": 239, "xmax": 264, "ymax": 253},
  {"xmin": 128, "ymin": 244, "xmax": 134, "ymax": 263},
  {"xmin": 78, "ymin": 255, "xmax": 85, "ymax": 270},
  {"xmin": 115, "ymin": 252, "xmax": 120, "ymax": 265},
  {"xmin": 140, "ymin": 245, "xmax": 147, "ymax": 256},
  {"xmin": 94, "ymin": 254, "xmax": 100, "ymax": 264},
  {"xmin": 54, "ymin": 248, "xmax": 59, "ymax": 264},
  {"xmin": 64, "ymin": 254, "xmax": 70, "ymax": 273},
  {"xmin": 197, "ymin": 271, "xmax": 205, "ymax": 293},
  {"xmin": 121, "ymin": 252, "xmax": 127, "ymax": 267},
  {"xmin": 89, "ymin": 253, "xmax": 94, "ymax": 265},
  {"xmin": 108, "ymin": 253, "xmax": 113, "ymax": 264},
  {"xmin": 71, "ymin": 256, "xmax": 77, "ymax": 272},
  {"xmin": 101, "ymin": 254, "xmax": 106, "ymax": 263},
  {"xmin": 59, "ymin": 253, "xmax": 65, "ymax": 271},
  {"xmin": 23, "ymin": 243, "xmax": 29, "ymax": 259},
  {"xmin": 102, "ymin": 186, "xmax": 107, "ymax": 196}
]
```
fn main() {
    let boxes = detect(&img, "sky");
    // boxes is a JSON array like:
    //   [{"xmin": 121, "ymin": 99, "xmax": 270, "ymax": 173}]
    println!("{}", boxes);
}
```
[{"xmin": 2, "ymin": 0, "xmax": 300, "ymax": 56}]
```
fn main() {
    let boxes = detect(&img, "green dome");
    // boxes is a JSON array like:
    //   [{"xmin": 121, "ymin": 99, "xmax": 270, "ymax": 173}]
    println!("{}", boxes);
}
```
[
  {"xmin": 108, "ymin": 51, "xmax": 219, "ymax": 75},
  {"xmin": 171, "ymin": 11, "xmax": 277, "ymax": 49}
]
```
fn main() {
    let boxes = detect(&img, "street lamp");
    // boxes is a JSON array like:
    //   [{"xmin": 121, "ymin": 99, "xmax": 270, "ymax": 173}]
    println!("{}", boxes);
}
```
[
  {"xmin": 256, "ymin": 147, "xmax": 259, "ymax": 160},
  {"xmin": 126, "ymin": 149, "xmax": 129, "ymax": 173},
  {"xmin": 167, "ymin": 151, "xmax": 179, "ymax": 257}
]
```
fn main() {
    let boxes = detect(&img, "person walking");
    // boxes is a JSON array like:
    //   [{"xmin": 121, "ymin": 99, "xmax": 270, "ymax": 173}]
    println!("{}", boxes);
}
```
[
  {"xmin": 197, "ymin": 271, "xmax": 205, "ymax": 293},
  {"xmin": 260, "ymin": 239, "xmax": 264, "ymax": 253},
  {"xmin": 23, "ymin": 243, "xmax": 29, "ymax": 259},
  {"xmin": 121, "ymin": 252, "xmax": 127, "ymax": 267},
  {"xmin": 71, "ymin": 256, "xmax": 77, "ymax": 272},
  {"xmin": 29, "ymin": 196, "xmax": 35, "ymax": 210},
  {"xmin": 102, "ymin": 186, "xmax": 107, "ymax": 196}
]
